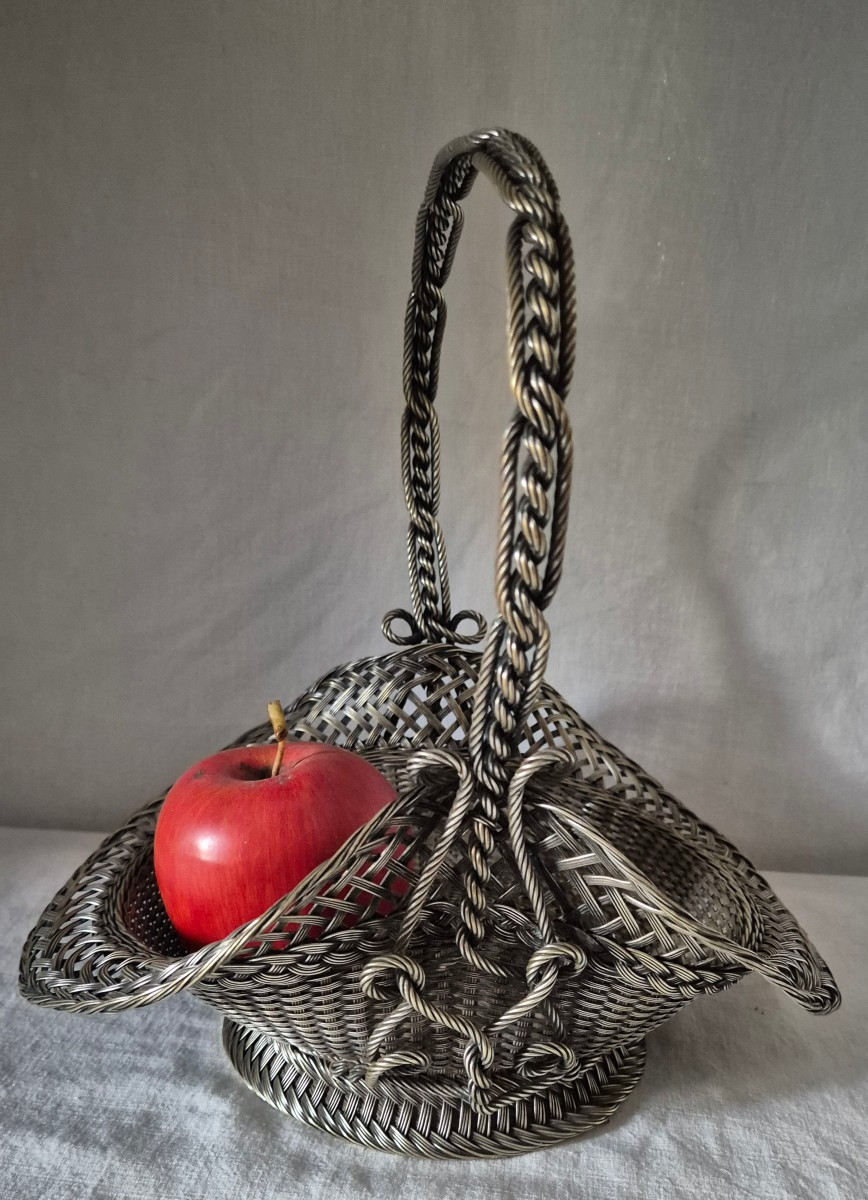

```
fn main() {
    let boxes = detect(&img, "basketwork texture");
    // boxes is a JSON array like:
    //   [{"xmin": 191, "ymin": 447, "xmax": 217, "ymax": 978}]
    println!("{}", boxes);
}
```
[{"xmin": 19, "ymin": 129, "xmax": 839, "ymax": 1159}]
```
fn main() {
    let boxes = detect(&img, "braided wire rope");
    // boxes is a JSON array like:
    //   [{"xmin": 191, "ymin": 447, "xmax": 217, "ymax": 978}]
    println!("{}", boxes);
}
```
[{"xmin": 378, "ymin": 129, "xmax": 585, "ymax": 1109}]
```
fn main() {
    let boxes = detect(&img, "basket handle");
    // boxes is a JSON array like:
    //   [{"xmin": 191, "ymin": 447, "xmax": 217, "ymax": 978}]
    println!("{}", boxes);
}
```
[
  {"xmin": 371, "ymin": 133, "xmax": 577, "ymax": 1107},
  {"xmin": 383, "ymin": 127, "xmax": 575, "ymax": 662},
  {"xmin": 384, "ymin": 129, "xmax": 576, "ymax": 799}
]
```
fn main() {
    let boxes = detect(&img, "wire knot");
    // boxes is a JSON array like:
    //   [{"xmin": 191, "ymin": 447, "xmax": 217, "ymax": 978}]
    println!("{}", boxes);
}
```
[
  {"xmin": 382, "ymin": 607, "xmax": 487, "ymax": 646},
  {"xmin": 359, "ymin": 954, "xmax": 426, "ymax": 1003},
  {"xmin": 525, "ymin": 941, "xmax": 587, "ymax": 991}
]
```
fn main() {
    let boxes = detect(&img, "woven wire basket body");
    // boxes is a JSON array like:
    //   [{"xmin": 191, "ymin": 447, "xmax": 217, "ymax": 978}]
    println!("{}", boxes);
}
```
[{"xmin": 20, "ymin": 130, "xmax": 839, "ymax": 1160}]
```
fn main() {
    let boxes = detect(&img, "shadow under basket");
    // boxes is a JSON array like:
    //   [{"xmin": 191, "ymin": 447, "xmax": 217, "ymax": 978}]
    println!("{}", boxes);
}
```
[{"xmin": 19, "ymin": 130, "xmax": 839, "ymax": 1159}]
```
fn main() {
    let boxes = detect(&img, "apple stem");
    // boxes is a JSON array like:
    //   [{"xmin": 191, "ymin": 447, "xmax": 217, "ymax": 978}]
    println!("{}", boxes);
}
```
[{"xmin": 267, "ymin": 700, "xmax": 288, "ymax": 777}]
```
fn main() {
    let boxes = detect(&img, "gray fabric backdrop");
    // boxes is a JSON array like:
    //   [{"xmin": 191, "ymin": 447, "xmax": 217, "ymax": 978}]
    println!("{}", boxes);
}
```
[{"xmin": 2, "ymin": 1, "xmax": 866, "ymax": 872}]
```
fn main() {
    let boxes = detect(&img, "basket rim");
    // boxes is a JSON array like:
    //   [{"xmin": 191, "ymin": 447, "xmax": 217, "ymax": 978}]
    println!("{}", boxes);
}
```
[
  {"xmin": 529, "ymin": 781, "xmax": 839, "ymax": 1013},
  {"xmin": 19, "ymin": 732, "xmax": 839, "ymax": 1018}
]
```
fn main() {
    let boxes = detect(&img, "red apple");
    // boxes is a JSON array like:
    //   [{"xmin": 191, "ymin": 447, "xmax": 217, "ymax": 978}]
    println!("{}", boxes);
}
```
[{"xmin": 153, "ymin": 740, "xmax": 398, "ymax": 948}]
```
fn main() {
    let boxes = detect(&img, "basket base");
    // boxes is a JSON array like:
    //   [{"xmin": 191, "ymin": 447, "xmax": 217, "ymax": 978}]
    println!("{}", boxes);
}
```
[{"xmin": 222, "ymin": 1020, "xmax": 645, "ymax": 1159}]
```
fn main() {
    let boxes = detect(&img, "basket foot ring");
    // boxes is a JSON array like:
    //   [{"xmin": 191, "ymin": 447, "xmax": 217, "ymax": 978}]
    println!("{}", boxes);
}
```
[{"xmin": 222, "ymin": 1020, "xmax": 645, "ymax": 1158}]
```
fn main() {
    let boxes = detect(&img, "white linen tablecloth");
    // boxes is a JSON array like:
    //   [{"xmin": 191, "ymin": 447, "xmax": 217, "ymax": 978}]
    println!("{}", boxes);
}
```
[{"xmin": 3, "ymin": 826, "xmax": 866, "ymax": 1199}]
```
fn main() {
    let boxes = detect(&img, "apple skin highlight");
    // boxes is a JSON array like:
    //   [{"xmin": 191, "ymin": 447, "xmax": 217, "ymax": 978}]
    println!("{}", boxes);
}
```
[{"xmin": 154, "ymin": 741, "xmax": 397, "ymax": 948}]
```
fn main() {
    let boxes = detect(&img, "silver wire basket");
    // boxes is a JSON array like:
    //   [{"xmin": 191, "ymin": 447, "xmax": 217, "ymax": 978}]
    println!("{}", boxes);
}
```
[{"xmin": 20, "ymin": 129, "xmax": 839, "ymax": 1160}]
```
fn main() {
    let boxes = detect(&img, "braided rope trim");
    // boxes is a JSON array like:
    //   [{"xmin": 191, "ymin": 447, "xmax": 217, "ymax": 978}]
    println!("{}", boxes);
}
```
[{"xmin": 222, "ymin": 1020, "xmax": 646, "ymax": 1159}]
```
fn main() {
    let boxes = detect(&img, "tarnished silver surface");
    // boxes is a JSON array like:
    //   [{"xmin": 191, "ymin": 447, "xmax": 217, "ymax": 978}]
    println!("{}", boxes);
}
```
[{"xmin": 19, "ymin": 130, "xmax": 839, "ymax": 1158}]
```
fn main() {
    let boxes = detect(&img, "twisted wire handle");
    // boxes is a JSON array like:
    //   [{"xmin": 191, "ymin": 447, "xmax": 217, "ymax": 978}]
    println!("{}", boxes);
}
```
[
  {"xmin": 405, "ymin": 129, "xmax": 574, "ymax": 951},
  {"xmin": 373, "ymin": 130, "xmax": 578, "ymax": 1108},
  {"xmin": 382, "ymin": 128, "xmax": 575, "ymax": 654}
]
